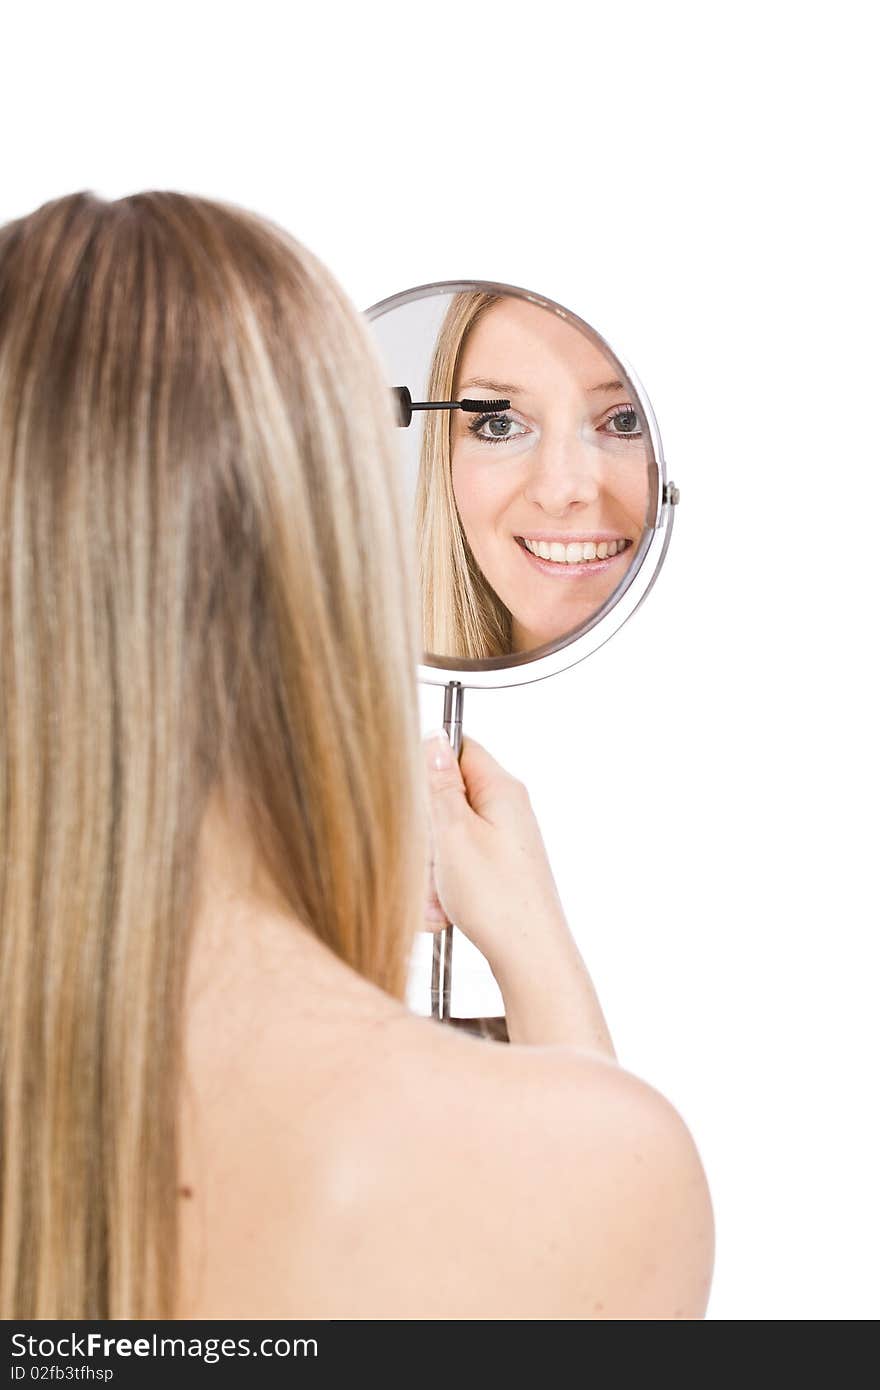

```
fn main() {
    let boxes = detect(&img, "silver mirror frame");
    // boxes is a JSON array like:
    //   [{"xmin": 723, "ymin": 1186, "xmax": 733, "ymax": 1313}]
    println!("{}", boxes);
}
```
[{"xmin": 365, "ymin": 279, "xmax": 677, "ymax": 691}]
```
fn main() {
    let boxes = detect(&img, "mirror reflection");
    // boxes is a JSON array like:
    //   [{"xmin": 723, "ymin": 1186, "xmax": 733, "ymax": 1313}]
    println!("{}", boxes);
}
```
[{"xmin": 370, "ymin": 286, "xmax": 654, "ymax": 663}]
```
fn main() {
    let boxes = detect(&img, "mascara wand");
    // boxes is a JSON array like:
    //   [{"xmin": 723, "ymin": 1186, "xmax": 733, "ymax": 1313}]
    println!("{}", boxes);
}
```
[{"xmin": 392, "ymin": 385, "xmax": 510, "ymax": 428}]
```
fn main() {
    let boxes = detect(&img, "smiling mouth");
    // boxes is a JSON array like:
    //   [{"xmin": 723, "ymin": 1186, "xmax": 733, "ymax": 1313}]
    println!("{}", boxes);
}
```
[{"xmin": 515, "ymin": 536, "xmax": 633, "ymax": 565}]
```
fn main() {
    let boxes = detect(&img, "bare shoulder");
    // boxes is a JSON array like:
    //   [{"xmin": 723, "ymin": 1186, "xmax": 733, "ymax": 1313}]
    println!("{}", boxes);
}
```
[
  {"xmin": 178, "ymin": 920, "xmax": 713, "ymax": 1319},
  {"xmin": 342, "ymin": 1016, "xmax": 715, "ymax": 1320},
  {"xmin": 375, "ymin": 1017, "xmax": 711, "ymax": 1317}
]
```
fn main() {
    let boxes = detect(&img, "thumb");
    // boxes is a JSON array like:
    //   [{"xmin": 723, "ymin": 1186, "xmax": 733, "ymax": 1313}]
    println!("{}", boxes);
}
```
[{"xmin": 423, "ymin": 728, "xmax": 471, "ymax": 832}]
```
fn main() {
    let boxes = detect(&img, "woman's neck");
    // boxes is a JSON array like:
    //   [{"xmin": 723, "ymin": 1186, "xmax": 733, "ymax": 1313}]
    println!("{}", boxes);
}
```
[{"xmin": 187, "ymin": 792, "xmax": 408, "ymax": 1028}]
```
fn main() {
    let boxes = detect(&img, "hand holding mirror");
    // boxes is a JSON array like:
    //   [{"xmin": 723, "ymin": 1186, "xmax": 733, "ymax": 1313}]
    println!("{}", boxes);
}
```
[{"xmin": 366, "ymin": 281, "xmax": 679, "ymax": 1035}]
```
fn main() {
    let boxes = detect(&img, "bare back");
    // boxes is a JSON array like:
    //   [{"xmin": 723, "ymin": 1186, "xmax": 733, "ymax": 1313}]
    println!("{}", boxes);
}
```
[{"xmin": 176, "ymin": 898, "xmax": 713, "ymax": 1320}]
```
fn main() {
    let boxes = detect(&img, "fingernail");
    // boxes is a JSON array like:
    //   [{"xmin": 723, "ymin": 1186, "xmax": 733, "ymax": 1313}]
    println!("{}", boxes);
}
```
[{"xmin": 424, "ymin": 727, "xmax": 453, "ymax": 770}]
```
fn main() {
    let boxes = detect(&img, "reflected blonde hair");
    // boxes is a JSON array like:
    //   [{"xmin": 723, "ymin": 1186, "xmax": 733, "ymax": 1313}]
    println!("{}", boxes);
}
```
[
  {"xmin": 415, "ymin": 292, "xmax": 512, "ymax": 659},
  {"xmin": 0, "ymin": 192, "xmax": 427, "ymax": 1318}
]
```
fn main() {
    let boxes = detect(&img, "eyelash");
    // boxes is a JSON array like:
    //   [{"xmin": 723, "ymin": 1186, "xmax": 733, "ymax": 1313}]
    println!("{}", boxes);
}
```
[
  {"xmin": 466, "ymin": 406, "xmax": 642, "ymax": 446},
  {"xmin": 466, "ymin": 412, "xmax": 525, "ymax": 446},
  {"xmin": 603, "ymin": 406, "xmax": 642, "ymax": 438}
]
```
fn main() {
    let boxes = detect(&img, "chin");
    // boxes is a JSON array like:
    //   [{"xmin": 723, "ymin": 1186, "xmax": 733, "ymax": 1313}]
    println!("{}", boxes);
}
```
[{"xmin": 514, "ymin": 622, "xmax": 555, "ymax": 651}]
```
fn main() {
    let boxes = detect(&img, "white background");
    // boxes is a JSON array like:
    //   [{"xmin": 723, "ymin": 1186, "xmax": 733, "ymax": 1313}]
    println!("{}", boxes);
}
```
[{"xmin": 3, "ymin": 1, "xmax": 876, "ymax": 1320}]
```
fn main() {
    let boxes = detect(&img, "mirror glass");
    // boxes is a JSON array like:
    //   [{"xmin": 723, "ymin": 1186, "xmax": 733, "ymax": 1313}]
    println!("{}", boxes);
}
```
[{"xmin": 367, "ymin": 283, "xmax": 660, "ymax": 669}]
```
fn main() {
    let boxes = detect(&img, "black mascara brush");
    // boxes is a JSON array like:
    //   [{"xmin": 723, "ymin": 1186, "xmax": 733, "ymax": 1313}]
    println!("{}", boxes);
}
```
[{"xmin": 392, "ymin": 385, "xmax": 510, "ymax": 428}]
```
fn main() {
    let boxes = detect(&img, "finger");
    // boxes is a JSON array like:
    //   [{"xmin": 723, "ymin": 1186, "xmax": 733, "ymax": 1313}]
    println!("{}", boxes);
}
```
[
  {"xmin": 422, "ymin": 850, "xmax": 450, "ymax": 928},
  {"xmin": 423, "ymin": 729, "xmax": 471, "ymax": 831},
  {"xmin": 424, "ymin": 868, "xmax": 449, "ymax": 930},
  {"xmin": 423, "ymin": 902, "xmax": 449, "ymax": 932},
  {"xmin": 456, "ymin": 735, "xmax": 526, "ymax": 824}
]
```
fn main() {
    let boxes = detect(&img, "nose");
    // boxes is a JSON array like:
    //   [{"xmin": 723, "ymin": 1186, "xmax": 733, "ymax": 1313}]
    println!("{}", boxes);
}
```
[{"xmin": 521, "ymin": 437, "xmax": 604, "ymax": 516}]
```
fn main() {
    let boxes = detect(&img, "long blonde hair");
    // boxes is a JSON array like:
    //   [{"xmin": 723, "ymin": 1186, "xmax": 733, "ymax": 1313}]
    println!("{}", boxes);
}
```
[
  {"xmin": 0, "ymin": 191, "xmax": 427, "ymax": 1319},
  {"xmin": 415, "ymin": 292, "xmax": 512, "ymax": 659}
]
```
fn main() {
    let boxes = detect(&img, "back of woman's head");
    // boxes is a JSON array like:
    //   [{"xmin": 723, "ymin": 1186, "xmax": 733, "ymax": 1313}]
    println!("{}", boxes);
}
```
[{"xmin": 0, "ymin": 191, "xmax": 427, "ymax": 1318}]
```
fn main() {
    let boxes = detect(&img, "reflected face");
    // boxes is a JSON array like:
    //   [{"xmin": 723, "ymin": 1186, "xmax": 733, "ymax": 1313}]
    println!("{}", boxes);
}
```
[{"xmin": 451, "ymin": 298, "xmax": 649, "ymax": 653}]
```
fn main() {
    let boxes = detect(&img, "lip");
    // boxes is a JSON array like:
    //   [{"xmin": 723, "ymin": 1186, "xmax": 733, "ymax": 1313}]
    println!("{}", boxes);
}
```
[
  {"xmin": 514, "ymin": 535, "xmax": 633, "ymax": 578},
  {"xmin": 516, "ymin": 531, "xmax": 627, "ymax": 544}
]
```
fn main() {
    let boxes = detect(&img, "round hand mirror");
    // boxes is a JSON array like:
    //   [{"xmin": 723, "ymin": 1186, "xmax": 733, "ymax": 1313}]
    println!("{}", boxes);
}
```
[{"xmin": 365, "ymin": 280, "xmax": 679, "ymax": 1034}]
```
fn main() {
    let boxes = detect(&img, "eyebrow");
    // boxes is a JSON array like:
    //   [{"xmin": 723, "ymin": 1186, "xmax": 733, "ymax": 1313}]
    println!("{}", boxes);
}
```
[{"xmin": 458, "ymin": 376, "xmax": 626, "ymax": 397}]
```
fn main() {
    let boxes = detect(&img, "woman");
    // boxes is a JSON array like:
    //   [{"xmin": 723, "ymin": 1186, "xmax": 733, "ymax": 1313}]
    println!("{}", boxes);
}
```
[
  {"xmin": 416, "ymin": 292, "xmax": 650, "ymax": 659},
  {"xmin": 0, "ymin": 191, "xmax": 713, "ymax": 1319}
]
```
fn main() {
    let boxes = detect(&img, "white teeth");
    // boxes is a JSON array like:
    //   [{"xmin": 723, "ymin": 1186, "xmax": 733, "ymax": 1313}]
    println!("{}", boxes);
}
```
[{"xmin": 521, "ymin": 538, "xmax": 628, "ymax": 564}]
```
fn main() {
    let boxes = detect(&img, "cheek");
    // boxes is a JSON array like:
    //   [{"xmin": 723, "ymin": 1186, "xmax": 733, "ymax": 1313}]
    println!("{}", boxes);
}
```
[
  {"xmin": 609, "ymin": 462, "xmax": 651, "ymax": 524},
  {"xmin": 452, "ymin": 458, "xmax": 512, "ymax": 533}
]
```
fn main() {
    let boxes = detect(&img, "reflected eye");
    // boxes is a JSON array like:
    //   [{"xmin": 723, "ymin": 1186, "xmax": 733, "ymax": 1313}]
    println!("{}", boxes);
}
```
[
  {"xmin": 600, "ymin": 404, "xmax": 642, "ymax": 439},
  {"xmin": 466, "ymin": 411, "xmax": 529, "ymax": 446}
]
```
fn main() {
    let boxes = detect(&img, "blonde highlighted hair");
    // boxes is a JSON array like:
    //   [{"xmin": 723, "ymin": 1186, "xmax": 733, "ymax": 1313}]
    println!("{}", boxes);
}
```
[
  {"xmin": 415, "ymin": 291, "xmax": 512, "ymax": 659},
  {"xmin": 0, "ymin": 191, "xmax": 427, "ymax": 1318}
]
